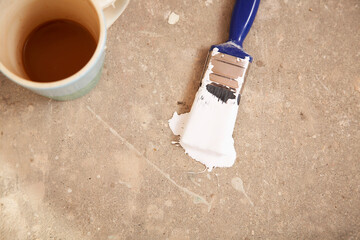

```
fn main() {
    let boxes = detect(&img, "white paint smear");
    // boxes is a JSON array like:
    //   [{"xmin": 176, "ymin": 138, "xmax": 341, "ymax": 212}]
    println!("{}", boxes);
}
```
[
  {"xmin": 169, "ymin": 48, "xmax": 250, "ymax": 171},
  {"xmin": 231, "ymin": 177, "xmax": 254, "ymax": 206},
  {"xmin": 168, "ymin": 12, "xmax": 179, "ymax": 25}
]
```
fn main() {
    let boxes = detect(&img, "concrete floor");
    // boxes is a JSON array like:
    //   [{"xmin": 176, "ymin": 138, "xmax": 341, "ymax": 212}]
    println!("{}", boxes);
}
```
[{"xmin": 1, "ymin": 0, "xmax": 360, "ymax": 239}]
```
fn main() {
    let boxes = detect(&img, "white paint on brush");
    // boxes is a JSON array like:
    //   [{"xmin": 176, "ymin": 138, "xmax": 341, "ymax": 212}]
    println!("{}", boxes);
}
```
[
  {"xmin": 169, "ymin": 91, "xmax": 238, "ymax": 170},
  {"xmin": 169, "ymin": 48, "xmax": 249, "ymax": 171},
  {"xmin": 211, "ymin": 47, "xmax": 220, "ymax": 56},
  {"xmin": 168, "ymin": 112, "xmax": 189, "ymax": 136}
]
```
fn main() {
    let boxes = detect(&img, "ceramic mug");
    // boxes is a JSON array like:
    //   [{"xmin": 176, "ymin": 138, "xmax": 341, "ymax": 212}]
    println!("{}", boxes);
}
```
[{"xmin": 0, "ymin": 0, "xmax": 129, "ymax": 101}]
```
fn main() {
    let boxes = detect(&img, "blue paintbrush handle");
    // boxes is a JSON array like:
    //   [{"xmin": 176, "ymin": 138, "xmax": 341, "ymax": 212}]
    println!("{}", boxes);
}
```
[{"xmin": 229, "ymin": 0, "xmax": 260, "ymax": 47}]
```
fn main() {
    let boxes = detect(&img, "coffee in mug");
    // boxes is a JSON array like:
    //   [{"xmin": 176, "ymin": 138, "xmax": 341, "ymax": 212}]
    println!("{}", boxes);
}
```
[{"xmin": 23, "ymin": 19, "xmax": 97, "ymax": 83}]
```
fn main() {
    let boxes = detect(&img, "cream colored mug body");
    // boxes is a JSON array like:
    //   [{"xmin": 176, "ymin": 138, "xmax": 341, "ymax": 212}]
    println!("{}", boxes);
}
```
[{"xmin": 0, "ymin": 0, "xmax": 129, "ymax": 100}]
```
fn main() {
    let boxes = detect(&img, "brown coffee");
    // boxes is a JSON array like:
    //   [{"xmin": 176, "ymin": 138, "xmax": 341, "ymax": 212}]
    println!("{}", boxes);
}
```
[{"xmin": 22, "ymin": 19, "xmax": 97, "ymax": 83}]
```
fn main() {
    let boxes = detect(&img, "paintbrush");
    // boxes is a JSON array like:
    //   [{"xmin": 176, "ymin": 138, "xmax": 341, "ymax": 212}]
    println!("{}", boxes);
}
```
[{"xmin": 171, "ymin": 0, "xmax": 260, "ymax": 170}]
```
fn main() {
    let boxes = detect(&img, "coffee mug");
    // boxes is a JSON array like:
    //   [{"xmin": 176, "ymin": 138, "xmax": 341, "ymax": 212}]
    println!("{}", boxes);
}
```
[{"xmin": 0, "ymin": 0, "xmax": 129, "ymax": 101}]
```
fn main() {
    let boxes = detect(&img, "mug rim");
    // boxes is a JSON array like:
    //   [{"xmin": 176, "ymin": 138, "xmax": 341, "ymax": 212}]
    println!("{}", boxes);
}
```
[{"xmin": 0, "ymin": 0, "xmax": 107, "ymax": 90}]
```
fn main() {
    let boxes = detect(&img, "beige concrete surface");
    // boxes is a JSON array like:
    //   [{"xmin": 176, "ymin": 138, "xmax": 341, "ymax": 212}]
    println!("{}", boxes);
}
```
[{"xmin": 1, "ymin": 0, "xmax": 360, "ymax": 239}]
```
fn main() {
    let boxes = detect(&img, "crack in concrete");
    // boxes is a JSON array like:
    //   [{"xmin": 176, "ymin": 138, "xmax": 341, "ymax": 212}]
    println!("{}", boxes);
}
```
[{"xmin": 86, "ymin": 106, "xmax": 213, "ymax": 212}]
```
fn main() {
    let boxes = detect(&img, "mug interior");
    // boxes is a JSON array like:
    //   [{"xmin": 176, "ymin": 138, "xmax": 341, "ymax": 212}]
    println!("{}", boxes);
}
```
[{"xmin": 0, "ymin": 0, "xmax": 101, "ymax": 82}]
